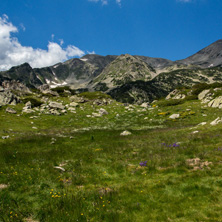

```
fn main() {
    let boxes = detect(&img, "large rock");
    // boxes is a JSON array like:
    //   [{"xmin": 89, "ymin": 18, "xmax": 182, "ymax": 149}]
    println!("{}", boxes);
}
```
[
  {"xmin": 48, "ymin": 101, "xmax": 65, "ymax": 110},
  {"xmin": 0, "ymin": 91, "xmax": 20, "ymax": 106},
  {"xmin": 198, "ymin": 89, "xmax": 214, "ymax": 103},
  {"xmin": 208, "ymin": 96, "xmax": 222, "ymax": 108},
  {"xmin": 166, "ymin": 89, "xmax": 185, "ymax": 100},
  {"xmin": 38, "ymin": 84, "xmax": 59, "ymax": 96},
  {"xmin": 198, "ymin": 89, "xmax": 210, "ymax": 100}
]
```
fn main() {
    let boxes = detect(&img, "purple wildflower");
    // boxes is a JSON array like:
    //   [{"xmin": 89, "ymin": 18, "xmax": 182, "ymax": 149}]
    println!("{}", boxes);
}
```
[{"xmin": 139, "ymin": 161, "xmax": 148, "ymax": 167}]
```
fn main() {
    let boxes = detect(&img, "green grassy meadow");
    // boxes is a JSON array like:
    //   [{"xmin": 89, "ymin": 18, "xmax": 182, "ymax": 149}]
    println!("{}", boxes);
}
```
[{"xmin": 1, "ymin": 95, "xmax": 222, "ymax": 221}]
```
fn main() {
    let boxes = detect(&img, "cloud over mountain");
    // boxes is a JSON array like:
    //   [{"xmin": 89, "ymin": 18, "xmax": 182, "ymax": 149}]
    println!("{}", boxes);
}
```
[{"xmin": 0, "ymin": 15, "xmax": 85, "ymax": 71}]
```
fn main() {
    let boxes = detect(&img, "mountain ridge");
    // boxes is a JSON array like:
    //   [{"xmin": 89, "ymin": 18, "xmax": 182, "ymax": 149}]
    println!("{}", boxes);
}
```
[{"xmin": 1, "ymin": 39, "xmax": 222, "ymax": 103}]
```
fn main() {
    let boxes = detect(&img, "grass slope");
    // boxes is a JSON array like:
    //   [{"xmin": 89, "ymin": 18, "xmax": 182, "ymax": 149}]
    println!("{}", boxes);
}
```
[{"xmin": 1, "ymin": 95, "xmax": 222, "ymax": 221}]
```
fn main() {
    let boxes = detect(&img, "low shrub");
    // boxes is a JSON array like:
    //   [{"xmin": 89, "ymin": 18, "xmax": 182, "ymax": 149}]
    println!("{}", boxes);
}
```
[
  {"xmin": 156, "ymin": 99, "xmax": 184, "ymax": 107},
  {"xmin": 22, "ymin": 97, "xmax": 43, "ymax": 107},
  {"xmin": 51, "ymin": 86, "xmax": 76, "ymax": 96},
  {"xmin": 78, "ymin": 91, "xmax": 111, "ymax": 100}
]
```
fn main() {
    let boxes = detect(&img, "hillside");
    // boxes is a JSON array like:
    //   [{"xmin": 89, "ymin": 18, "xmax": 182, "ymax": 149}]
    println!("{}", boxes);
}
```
[{"xmin": 1, "ymin": 84, "xmax": 222, "ymax": 221}]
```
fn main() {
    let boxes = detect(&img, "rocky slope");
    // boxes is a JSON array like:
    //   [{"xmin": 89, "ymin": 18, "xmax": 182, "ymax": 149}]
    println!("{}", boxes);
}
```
[
  {"xmin": 0, "ymin": 39, "xmax": 222, "ymax": 103},
  {"xmin": 178, "ymin": 39, "xmax": 222, "ymax": 68}
]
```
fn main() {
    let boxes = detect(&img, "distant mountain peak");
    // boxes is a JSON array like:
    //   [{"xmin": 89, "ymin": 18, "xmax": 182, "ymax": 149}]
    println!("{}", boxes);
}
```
[{"xmin": 178, "ymin": 39, "xmax": 222, "ymax": 67}]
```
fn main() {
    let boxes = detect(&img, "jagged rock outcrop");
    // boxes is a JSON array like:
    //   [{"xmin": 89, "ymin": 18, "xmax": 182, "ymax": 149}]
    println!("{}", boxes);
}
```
[
  {"xmin": 166, "ymin": 89, "xmax": 186, "ymax": 100},
  {"xmin": 208, "ymin": 96, "xmax": 222, "ymax": 108},
  {"xmin": 0, "ymin": 90, "xmax": 20, "ymax": 106},
  {"xmin": 38, "ymin": 84, "xmax": 59, "ymax": 96},
  {"xmin": 2, "ymin": 80, "xmax": 31, "ymax": 94}
]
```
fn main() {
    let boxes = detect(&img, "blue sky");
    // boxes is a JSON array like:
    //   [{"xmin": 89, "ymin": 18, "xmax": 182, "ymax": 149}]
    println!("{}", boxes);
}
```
[{"xmin": 0, "ymin": 0, "xmax": 222, "ymax": 70}]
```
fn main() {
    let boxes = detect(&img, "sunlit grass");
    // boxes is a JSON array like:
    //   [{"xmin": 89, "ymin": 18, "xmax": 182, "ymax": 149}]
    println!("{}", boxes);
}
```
[{"xmin": 1, "ymin": 97, "xmax": 222, "ymax": 221}]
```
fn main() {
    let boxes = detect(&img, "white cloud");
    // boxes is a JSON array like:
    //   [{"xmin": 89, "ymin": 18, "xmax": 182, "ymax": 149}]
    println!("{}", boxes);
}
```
[
  {"xmin": 177, "ymin": 0, "xmax": 192, "ymax": 2},
  {"xmin": 88, "ymin": 0, "xmax": 121, "ymax": 6},
  {"xmin": 116, "ymin": 0, "xmax": 121, "ymax": 6},
  {"xmin": 87, "ymin": 50, "xmax": 96, "ymax": 54},
  {"xmin": 0, "ymin": 15, "xmax": 85, "ymax": 71}
]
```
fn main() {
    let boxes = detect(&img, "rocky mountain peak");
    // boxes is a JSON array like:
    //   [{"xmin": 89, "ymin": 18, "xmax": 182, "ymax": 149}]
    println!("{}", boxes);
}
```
[{"xmin": 179, "ymin": 39, "xmax": 222, "ymax": 67}]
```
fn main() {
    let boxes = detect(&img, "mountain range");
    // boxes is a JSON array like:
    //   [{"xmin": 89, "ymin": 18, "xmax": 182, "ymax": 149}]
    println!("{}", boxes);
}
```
[{"xmin": 1, "ymin": 39, "xmax": 222, "ymax": 103}]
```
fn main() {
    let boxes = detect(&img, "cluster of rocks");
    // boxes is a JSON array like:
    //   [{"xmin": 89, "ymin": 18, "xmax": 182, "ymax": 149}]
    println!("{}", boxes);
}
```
[
  {"xmin": 70, "ymin": 95, "xmax": 88, "ymax": 103},
  {"xmin": 38, "ymin": 84, "xmax": 59, "ymax": 96},
  {"xmin": 20, "ymin": 100, "xmax": 80, "ymax": 115},
  {"xmin": 186, "ymin": 158, "xmax": 212, "ymax": 171},
  {"xmin": 87, "ymin": 108, "xmax": 109, "ymax": 118},
  {"xmin": 22, "ymin": 101, "xmax": 35, "ymax": 114},
  {"xmin": 2, "ymin": 80, "xmax": 31, "ymax": 94},
  {"xmin": 197, "ymin": 88, "xmax": 222, "ymax": 108},
  {"xmin": 0, "ymin": 89, "xmax": 20, "ymax": 106},
  {"xmin": 93, "ymin": 99, "xmax": 113, "ymax": 106}
]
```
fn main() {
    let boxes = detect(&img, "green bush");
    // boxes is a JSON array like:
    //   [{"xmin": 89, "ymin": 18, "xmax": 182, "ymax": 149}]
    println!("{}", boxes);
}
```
[
  {"xmin": 51, "ymin": 86, "xmax": 76, "ymax": 96},
  {"xmin": 191, "ymin": 82, "xmax": 222, "ymax": 96},
  {"xmin": 78, "ymin": 91, "xmax": 111, "ymax": 100},
  {"xmin": 22, "ymin": 97, "xmax": 43, "ymax": 108},
  {"xmin": 156, "ymin": 99, "xmax": 184, "ymax": 107}
]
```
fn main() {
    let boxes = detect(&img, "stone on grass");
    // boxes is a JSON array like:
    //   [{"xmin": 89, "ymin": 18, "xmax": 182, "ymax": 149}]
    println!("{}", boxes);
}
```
[
  {"xmin": 54, "ymin": 166, "xmax": 65, "ymax": 172},
  {"xmin": 6, "ymin": 107, "xmax": 17, "ymax": 114},
  {"xmin": 210, "ymin": 117, "xmax": 222, "ymax": 126},
  {"xmin": 0, "ymin": 184, "xmax": 8, "ymax": 189},
  {"xmin": 192, "ymin": 131, "xmax": 199, "ymax": 134},
  {"xmin": 92, "ymin": 112, "xmax": 102, "ymax": 117},
  {"xmin": 169, "ymin": 114, "xmax": 180, "ymax": 119},
  {"xmin": 140, "ymin": 103, "xmax": 149, "ymax": 108},
  {"xmin": 50, "ymin": 109, "xmax": 61, "ymax": 115},
  {"xmin": 2, "ymin": 135, "xmax": 9, "ymax": 139},
  {"xmin": 120, "ymin": 130, "xmax": 132, "ymax": 136},
  {"xmin": 198, "ymin": 122, "xmax": 207, "ymax": 126},
  {"xmin": 48, "ymin": 101, "xmax": 65, "ymax": 110},
  {"xmin": 99, "ymin": 108, "xmax": 108, "ymax": 116},
  {"xmin": 69, "ymin": 102, "xmax": 79, "ymax": 107}
]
